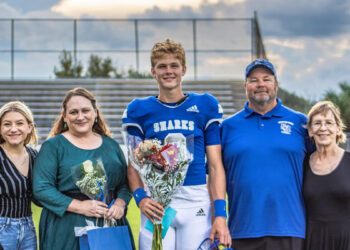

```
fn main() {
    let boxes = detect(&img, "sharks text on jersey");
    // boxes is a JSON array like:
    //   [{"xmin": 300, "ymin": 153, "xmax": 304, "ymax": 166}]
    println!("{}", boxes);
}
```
[{"xmin": 154, "ymin": 120, "xmax": 195, "ymax": 132}]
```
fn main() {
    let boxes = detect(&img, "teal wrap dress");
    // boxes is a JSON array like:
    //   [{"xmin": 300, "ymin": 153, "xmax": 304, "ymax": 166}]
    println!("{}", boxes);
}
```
[{"xmin": 33, "ymin": 134, "xmax": 134, "ymax": 250}]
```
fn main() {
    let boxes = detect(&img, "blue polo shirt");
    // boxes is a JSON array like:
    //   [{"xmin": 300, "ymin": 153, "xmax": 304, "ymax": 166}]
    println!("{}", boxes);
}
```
[{"xmin": 221, "ymin": 99, "xmax": 309, "ymax": 239}]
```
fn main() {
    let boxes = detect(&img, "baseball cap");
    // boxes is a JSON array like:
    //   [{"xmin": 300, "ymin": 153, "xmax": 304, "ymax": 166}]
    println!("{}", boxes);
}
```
[{"xmin": 245, "ymin": 58, "xmax": 276, "ymax": 79}]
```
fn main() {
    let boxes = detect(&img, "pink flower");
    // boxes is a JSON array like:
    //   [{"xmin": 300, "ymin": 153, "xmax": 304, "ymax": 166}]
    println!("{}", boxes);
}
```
[{"xmin": 160, "ymin": 145, "xmax": 179, "ymax": 167}]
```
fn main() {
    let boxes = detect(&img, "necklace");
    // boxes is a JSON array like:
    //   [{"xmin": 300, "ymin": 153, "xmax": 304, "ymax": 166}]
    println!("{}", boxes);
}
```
[
  {"xmin": 310, "ymin": 149, "xmax": 344, "ymax": 175},
  {"xmin": 311, "ymin": 162, "xmax": 338, "ymax": 175},
  {"xmin": 1, "ymin": 145, "xmax": 28, "ymax": 167}
]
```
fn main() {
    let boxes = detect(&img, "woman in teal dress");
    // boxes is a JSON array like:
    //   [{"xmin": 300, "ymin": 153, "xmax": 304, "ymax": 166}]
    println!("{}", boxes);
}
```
[{"xmin": 33, "ymin": 87, "xmax": 134, "ymax": 250}]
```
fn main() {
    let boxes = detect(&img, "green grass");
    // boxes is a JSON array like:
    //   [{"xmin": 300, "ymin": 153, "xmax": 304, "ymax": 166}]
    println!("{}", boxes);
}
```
[{"xmin": 32, "ymin": 198, "xmax": 140, "ymax": 250}]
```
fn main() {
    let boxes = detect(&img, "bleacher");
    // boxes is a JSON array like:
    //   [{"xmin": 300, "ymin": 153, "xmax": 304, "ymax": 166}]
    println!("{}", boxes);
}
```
[{"xmin": 0, "ymin": 79, "xmax": 246, "ymax": 144}]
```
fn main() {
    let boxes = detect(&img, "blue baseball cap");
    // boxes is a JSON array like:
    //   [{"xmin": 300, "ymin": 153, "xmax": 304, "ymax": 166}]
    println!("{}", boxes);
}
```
[{"xmin": 245, "ymin": 58, "xmax": 276, "ymax": 79}]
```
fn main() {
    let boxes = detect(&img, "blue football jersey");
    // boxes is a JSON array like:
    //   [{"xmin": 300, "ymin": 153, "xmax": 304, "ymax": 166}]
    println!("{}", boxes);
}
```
[{"xmin": 122, "ymin": 93, "xmax": 223, "ymax": 185}]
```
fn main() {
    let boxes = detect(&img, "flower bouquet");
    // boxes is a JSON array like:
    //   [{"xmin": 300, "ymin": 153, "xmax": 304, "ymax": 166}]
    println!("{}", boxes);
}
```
[
  {"xmin": 72, "ymin": 158, "xmax": 109, "ymax": 226},
  {"xmin": 126, "ymin": 133, "xmax": 194, "ymax": 250},
  {"xmin": 72, "ymin": 159, "xmax": 131, "ymax": 249},
  {"xmin": 73, "ymin": 159, "xmax": 107, "ymax": 201}
]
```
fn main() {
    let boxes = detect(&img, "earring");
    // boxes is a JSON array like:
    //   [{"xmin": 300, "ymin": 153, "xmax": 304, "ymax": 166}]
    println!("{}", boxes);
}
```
[
  {"xmin": 95, "ymin": 118, "xmax": 98, "ymax": 123},
  {"xmin": 64, "ymin": 123, "xmax": 67, "ymax": 129}
]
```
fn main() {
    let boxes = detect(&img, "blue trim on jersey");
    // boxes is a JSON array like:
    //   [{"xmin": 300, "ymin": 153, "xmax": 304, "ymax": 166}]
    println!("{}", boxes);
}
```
[
  {"xmin": 205, "ymin": 118, "xmax": 223, "ymax": 130},
  {"xmin": 122, "ymin": 123, "xmax": 144, "ymax": 135},
  {"xmin": 123, "ymin": 93, "xmax": 223, "ymax": 186},
  {"xmin": 127, "ymin": 126, "xmax": 144, "ymax": 139},
  {"xmin": 221, "ymin": 98, "xmax": 308, "ymax": 239},
  {"xmin": 205, "ymin": 122, "xmax": 221, "ymax": 146}
]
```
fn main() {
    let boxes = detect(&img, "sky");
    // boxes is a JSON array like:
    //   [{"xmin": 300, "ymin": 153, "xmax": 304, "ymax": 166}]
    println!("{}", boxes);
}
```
[{"xmin": 0, "ymin": 0, "xmax": 350, "ymax": 100}]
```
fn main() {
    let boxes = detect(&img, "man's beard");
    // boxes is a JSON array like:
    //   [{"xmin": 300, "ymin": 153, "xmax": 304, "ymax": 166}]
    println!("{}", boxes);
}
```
[
  {"xmin": 248, "ymin": 88, "xmax": 277, "ymax": 106},
  {"xmin": 250, "ymin": 94, "xmax": 274, "ymax": 106}
]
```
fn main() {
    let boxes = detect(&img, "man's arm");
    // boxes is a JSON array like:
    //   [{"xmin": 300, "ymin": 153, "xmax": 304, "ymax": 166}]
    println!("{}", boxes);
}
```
[
  {"xmin": 127, "ymin": 163, "xmax": 164, "ymax": 223},
  {"xmin": 207, "ymin": 144, "xmax": 231, "ymax": 247}
]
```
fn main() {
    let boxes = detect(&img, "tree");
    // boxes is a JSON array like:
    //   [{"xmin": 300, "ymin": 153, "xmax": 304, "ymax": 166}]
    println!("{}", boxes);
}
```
[
  {"xmin": 54, "ymin": 52, "xmax": 153, "ymax": 79},
  {"xmin": 102, "ymin": 57, "xmax": 123, "ymax": 78},
  {"xmin": 127, "ymin": 67, "xmax": 153, "ymax": 79},
  {"xmin": 277, "ymin": 87, "xmax": 312, "ymax": 114},
  {"xmin": 324, "ymin": 82, "xmax": 350, "ymax": 131},
  {"xmin": 86, "ymin": 54, "xmax": 123, "ymax": 78},
  {"xmin": 54, "ymin": 50, "xmax": 83, "ymax": 78}
]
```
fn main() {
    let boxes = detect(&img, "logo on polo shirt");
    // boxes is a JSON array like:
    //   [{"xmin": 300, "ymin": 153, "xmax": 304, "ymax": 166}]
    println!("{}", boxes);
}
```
[{"xmin": 278, "ymin": 121, "xmax": 294, "ymax": 135}]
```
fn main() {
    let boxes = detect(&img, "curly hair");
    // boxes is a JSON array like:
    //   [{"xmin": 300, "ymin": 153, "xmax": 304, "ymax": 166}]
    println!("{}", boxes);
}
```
[{"xmin": 150, "ymin": 39, "xmax": 186, "ymax": 67}]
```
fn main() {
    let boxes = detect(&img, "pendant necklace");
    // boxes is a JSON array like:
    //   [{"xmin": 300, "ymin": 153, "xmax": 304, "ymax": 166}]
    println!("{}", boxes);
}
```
[{"xmin": 1, "ymin": 145, "xmax": 28, "ymax": 167}]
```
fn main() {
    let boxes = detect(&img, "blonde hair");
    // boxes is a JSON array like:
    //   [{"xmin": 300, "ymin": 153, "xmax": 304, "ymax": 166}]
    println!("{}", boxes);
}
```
[
  {"xmin": 307, "ymin": 100, "xmax": 347, "ymax": 144},
  {"xmin": 150, "ymin": 39, "xmax": 186, "ymax": 67},
  {"xmin": 0, "ymin": 101, "xmax": 38, "ymax": 146},
  {"xmin": 49, "ymin": 87, "xmax": 111, "ymax": 138}
]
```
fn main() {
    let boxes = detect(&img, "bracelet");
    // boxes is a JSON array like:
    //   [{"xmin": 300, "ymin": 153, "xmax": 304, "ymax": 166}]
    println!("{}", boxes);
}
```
[
  {"xmin": 213, "ymin": 199, "xmax": 227, "ymax": 218},
  {"xmin": 133, "ymin": 188, "xmax": 149, "ymax": 207}
]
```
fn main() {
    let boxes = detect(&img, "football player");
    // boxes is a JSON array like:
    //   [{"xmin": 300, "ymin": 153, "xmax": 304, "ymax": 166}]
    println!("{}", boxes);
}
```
[{"xmin": 122, "ymin": 39, "xmax": 231, "ymax": 249}]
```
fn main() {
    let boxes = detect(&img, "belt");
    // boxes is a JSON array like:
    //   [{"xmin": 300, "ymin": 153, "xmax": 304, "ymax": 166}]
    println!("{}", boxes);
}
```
[{"xmin": 62, "ymin": 191, "xmax": 90, "ymax": 201}]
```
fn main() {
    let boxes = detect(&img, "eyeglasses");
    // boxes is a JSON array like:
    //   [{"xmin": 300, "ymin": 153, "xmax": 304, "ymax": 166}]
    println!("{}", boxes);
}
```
[{"xmin": 311, "ymin": 121, "xmax": 337, "ymax": 129}]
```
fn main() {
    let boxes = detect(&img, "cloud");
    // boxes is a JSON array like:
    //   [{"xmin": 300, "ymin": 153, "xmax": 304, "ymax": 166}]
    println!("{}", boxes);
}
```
[
  {"xmin": 1, "ymin": 0, "xmax": 350, "ymax": 100},
  {"xmin": 265, "ymin": 39, "xmax": 305, "ymax": 50},
  {"xmin": 0, "ymin": 1, "xmax": 64, "ymax": 18},
  {"xmin": 1, "ymin": 0, "xmax": 59, "ymax": 13},
  {"xmin": 249, "ymin": 0, "xmax": 350, "ymax": 38},
  {"xmin": 265, "ymin": 33, "xmax": 350, "ymax": 99},
  {"xmin": 132, "ymin": 0, "xmax": 248, "ymax": 19},
  {"xmin": 131, "ymin": 0, "xmax": 350, "ymax": 39},
  {"xmin": 51, "ymin": 0, "xmax": 246, "ymax": 18},
  {"xmin": 0, "ymin": 2, "xmax": 23, "ymax": 17}
]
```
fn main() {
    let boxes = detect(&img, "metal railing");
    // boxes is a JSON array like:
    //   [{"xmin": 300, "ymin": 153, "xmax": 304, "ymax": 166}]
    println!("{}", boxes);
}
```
[{"xmin": 0, "ymin": 11, "xmax": 266, "ymax": 80}]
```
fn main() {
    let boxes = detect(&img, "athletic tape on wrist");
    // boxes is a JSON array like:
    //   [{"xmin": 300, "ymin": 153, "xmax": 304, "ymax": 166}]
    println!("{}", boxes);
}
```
[
  {"xmin": 214, "ymin": 199, "xmax": 227, "ymax": 218},
  {"xmin": 133, "ymin": 188, "xmax": 149, "ymax": 207}
]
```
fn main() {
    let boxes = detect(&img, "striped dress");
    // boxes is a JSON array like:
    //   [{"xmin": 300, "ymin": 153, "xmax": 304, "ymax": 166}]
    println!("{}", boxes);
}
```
[{"xmin": 0, "ymin": 146, "xmax": 37, "ymax": 218}]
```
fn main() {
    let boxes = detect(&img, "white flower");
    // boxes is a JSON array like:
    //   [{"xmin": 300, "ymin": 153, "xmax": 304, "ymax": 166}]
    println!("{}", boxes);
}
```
[{"xmin": 83, "ymin": 160, "xmax": 94, "ymax": 173}]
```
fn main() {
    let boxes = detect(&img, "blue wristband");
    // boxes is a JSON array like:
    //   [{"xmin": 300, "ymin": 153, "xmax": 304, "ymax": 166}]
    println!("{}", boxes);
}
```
[
  {"xmin": 133, "ymin": 188, "xmax": 149, "ymax": 207},
  {"xmin": 213, "ymin": 199, "xmax": 227, "ymax": 218}
]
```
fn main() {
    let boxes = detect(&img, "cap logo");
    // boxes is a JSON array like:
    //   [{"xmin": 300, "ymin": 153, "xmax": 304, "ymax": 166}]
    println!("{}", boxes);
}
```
[{"xmin": 245, "ymin": 58, "xmax": 276, "ymax": 79}]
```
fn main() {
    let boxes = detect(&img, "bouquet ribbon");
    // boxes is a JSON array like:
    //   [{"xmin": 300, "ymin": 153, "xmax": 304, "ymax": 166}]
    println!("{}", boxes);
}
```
[
  {"xmin": 145, "ymin": 206, "xmax": 177, "ymax": 239},
  {"xmin": 94, "ymin": 180, "xmax": 104, "ymax": 201}
]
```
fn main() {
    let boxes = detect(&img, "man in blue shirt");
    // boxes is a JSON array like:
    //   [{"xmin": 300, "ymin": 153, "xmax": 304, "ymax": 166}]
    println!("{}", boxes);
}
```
[{"xmin": 221, "ymin": 59, "xmax": 309, "ymax": 250}]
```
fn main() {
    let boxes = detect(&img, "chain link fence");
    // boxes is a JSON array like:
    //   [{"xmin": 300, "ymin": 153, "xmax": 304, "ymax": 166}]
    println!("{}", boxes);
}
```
[{"xmin": 0, "ymin": 12, "xmax": 265, "ymax": 80}]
